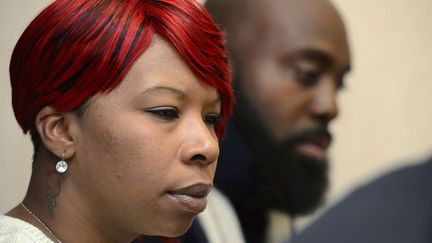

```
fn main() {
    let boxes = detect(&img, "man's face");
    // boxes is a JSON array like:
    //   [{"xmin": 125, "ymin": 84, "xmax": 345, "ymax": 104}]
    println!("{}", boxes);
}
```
[
  {"xmin": 238, "ymin": 0, "xmax": 351, "ymax": 162},
  {"xmin": 234, "ymin": 0, "xmax": 351, "ymax": 215}
]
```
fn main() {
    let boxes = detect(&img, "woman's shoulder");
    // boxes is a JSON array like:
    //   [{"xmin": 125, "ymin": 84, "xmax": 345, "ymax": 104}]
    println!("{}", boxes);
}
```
[{"xmin": 0, "ymin": 215, "xmax": 53, "ymax": 243}]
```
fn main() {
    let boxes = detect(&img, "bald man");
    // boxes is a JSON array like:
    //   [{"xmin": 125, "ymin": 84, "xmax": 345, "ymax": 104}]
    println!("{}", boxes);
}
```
[{"xmin": 207, "ymin": 0, "xmax": 351, "ymax": 242}]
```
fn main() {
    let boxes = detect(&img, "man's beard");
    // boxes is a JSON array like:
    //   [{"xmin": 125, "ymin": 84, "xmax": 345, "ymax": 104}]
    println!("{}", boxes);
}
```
[
  {"xmin": 233, "ymin": 83, "xmax": 330, "ymax": 217},
  {"xmin": 253, "ymin": 128, "xmax": 330, "ymax": 217}
]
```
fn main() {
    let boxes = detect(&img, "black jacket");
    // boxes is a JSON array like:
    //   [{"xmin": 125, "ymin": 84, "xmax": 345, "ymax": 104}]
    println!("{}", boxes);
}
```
[{"xmin": 289, "ymin": 156, "xmax": 432, "ymax": 243}]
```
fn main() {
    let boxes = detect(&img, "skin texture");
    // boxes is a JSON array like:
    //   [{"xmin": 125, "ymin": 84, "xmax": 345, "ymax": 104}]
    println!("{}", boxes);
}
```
[{"xmin": 8, "ymin": 37, "xmax": 222, "ymax": 242}]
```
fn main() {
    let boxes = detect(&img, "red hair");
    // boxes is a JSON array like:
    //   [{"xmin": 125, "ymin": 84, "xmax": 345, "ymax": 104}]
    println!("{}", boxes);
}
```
[{"xmin": 10, "ymin": 0, "xmax": 233, "ymax": 138}]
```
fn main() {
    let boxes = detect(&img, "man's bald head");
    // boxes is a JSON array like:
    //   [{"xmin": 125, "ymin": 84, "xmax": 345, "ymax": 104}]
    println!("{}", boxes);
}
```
[{"xmin": 206, "ymin": 0, "xmax": 350, "ymax": 71}]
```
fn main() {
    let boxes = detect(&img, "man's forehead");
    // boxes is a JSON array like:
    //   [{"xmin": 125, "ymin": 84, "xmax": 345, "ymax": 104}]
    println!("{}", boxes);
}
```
[
  {"xmin": 257, "ymin": 0, "xmax": 350, "ymax": 61},
  {"xmin": 267, "ymin": 1, "xmax": 345, "ymax": 37}
]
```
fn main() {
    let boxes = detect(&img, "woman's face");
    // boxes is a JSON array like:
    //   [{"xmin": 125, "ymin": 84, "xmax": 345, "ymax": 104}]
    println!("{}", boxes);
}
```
[{"xmin": 68, "ymin": 37, "xmax": 221, "ymax": 237}]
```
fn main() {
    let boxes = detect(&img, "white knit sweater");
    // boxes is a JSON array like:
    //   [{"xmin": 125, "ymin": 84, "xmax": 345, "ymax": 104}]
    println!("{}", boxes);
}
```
[
  {"xmin": 0, "ymin": 215, "xmax": 53, "ymax": 243},
  {"xmin": 198, "ymin": 188, "xmax": 246, "ymax": 243}
]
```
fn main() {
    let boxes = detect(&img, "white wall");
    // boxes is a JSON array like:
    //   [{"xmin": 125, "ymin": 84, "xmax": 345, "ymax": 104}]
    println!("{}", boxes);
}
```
[
  {"xmin": 1, "ymin": 0, "xmax": 432, "ymax": 219},
  {"xmin": 0, "ymin": 0, "xmax": 51, "ymax": 213},
  {"xmin": 329, "ymin": 0, "xmax": 432, "ymax": 202}
]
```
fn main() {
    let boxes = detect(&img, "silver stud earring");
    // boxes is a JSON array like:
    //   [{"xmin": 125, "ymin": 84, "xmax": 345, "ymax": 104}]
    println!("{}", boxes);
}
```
[{"xmin": 55, "ymin": 151, "xmax": 68, "ymax": 174}]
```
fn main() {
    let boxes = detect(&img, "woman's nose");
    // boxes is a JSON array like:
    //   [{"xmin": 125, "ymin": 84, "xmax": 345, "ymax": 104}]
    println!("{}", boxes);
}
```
[{"xmin": 178, "ymin": 118, "xmax": 219, "ymax": 167}]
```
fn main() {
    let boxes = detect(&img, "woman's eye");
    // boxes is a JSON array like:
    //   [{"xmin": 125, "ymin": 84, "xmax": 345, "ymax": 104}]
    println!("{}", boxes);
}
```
[
  {"xmin": 146, "ymin": 107, "xmax": 179, "ymax": 120},
  {"xmin": 204, "ymin": 113, "xmax": 221, "ymax": 125}
]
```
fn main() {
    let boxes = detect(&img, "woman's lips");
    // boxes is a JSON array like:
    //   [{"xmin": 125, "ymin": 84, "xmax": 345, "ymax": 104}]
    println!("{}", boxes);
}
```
[{"xmin": 168, "ymin": 183, "xmax": 212, "ymax": 214}]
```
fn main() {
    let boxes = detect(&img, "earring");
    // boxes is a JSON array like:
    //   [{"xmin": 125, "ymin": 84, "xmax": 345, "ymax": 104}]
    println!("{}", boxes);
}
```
[{"xmin": 55, "ymin": 151, "xmax": 68, "ymax": 174}]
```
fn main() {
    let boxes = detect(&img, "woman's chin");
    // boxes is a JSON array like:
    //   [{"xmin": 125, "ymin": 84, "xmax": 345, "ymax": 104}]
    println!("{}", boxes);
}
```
[{"xmin": 156, "ymin": 215, "xmax": 196, "ymax": 237}]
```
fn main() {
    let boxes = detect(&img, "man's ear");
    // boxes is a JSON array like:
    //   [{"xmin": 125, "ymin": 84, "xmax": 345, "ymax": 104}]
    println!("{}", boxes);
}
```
[{"xmin": 35, "ymin": 106, "xmax": 76, "ymax": 159}]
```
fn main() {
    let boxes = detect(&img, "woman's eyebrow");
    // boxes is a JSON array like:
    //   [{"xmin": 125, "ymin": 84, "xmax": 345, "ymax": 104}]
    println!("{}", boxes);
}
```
[
  {"xmin": 141, "ymin": 86, "xmax": 186, "ymax": 99},
  {"xmin": 208, "ymin": 95, "xmax": 222, "ymax": 107},
  {"xmin": 142, "ymin": 85, "xmax": 221, "ymax": 107}
]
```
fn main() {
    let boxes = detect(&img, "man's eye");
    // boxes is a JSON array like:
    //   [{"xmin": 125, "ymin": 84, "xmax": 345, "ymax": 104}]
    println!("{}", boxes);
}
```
[
  {"xmin": 335, "ymin": 74, "xmax": 346, "ymax": 90},
  {"xmin": 146, "ymin": 107, "xmax": 179, "ymax": 120},
  {"xmin": 204, "ymin": 113, "xmax": 221, "ymax": 126},
  {"xmin": 292, "ymin": 66, "xmax": 321, "ymax": 87}
]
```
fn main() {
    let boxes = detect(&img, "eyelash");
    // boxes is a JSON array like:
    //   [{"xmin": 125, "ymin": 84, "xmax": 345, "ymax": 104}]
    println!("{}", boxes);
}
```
[
  {"xmin": 146, "ymin": 107, "xmax": 221, "ymax": 125},
  {"xmin": 204, "ymin": 114, "xmax": 221, "ymax": 126},
  {"xmin": 146, "ymin": 107, "xmax": 179, "ymax": 120},
  {"xmin": 335, "ymin": 75, "xmax": 346, "ymax": 90},
  {"xmin": 292, "ymin": 66, "xmax": 321, "ymax": 87},
  {"xmin": 291, "ymin": 66, "xmax": 347, "ymax": 91}
]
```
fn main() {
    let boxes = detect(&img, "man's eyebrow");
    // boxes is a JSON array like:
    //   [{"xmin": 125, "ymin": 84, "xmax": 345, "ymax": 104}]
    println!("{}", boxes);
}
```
[
  {"xmin": 296, "ymin": 48, "xmax": 333, "ymax": 65},
  {"xmin": 291, "ymin": 48, "xmax": 352, "ymax": 73},
  {"xmin": 141, "ymin": 86, "xmax": 185, "ymax": 98}
]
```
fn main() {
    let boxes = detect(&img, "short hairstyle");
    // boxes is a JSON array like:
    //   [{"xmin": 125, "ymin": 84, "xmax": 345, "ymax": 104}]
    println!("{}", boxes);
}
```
[{"xmin": 10, "ymin": 0, "xmax": 233, "ymax": 140}]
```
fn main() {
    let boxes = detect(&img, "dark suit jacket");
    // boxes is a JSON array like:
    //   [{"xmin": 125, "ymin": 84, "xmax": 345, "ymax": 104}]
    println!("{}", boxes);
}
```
[{"xmin": 289, "ymin": 157, "xmax": 432, "ymax": 243}]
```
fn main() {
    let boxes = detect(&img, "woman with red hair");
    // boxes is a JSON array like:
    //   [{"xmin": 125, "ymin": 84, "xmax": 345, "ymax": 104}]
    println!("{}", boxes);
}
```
[{"xmin": 1, "ymin": 0, "xmax": 233, "ymax": 242}]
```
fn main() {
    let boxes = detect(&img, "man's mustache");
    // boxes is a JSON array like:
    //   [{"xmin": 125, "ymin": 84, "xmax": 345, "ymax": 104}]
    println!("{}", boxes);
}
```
[{"xmin": 279, "ymin": 126, "xmax": 332, "ymax": 148}]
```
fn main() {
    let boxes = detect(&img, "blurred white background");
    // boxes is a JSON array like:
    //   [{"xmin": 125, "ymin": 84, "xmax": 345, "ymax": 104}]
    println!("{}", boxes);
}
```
[
  {"xmin": 329, "ymin": 0, "xmax": 432, "ymax": 201},
  {"xmin": 1, "ymin": 1, "xmax": 432, "ymax": 229}
]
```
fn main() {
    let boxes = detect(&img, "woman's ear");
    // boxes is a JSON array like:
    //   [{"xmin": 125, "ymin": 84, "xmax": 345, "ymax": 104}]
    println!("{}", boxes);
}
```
[{"xmin": 35, "ymin": 106, "xmax": 76, "ymax": 159}]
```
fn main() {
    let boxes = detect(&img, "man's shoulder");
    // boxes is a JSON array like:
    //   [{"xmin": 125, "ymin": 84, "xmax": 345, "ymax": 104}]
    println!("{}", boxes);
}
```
[
  {"xmin": 289, "ymin": 157, "xmax": 432, "ymax": 243},
  {"xmin": 355, "ymin": 157, "xmax": 432, "ymax": 198}
]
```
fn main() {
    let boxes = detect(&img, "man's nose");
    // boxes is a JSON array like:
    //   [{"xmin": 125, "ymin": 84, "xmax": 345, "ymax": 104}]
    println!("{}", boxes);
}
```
[
  {"xmin": 310, "ymin": 77, "xmax": 339, "ymax": 123},
  {"xmin": 178, "ymin": 118, "xmax": 219, "ymax": 167}
]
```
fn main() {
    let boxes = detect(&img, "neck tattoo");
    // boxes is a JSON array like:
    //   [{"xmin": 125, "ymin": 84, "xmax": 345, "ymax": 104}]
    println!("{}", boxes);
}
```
[{"xmin": 21, "ymin": 202, "xmax": 62, "ymax": 243}]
